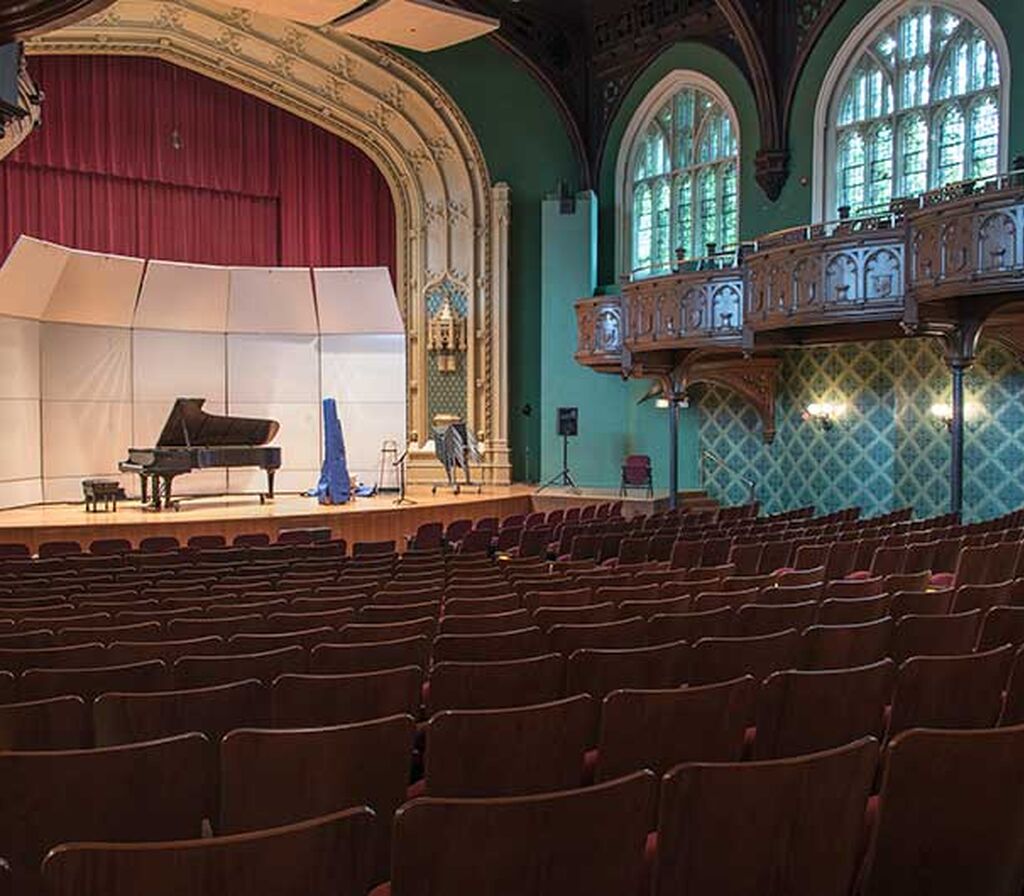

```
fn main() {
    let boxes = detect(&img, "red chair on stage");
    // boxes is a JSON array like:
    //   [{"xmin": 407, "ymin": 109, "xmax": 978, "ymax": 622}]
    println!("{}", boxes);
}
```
[{"xmin": 620, "ymin": 455, "xmax": 653, "ymax": 498}]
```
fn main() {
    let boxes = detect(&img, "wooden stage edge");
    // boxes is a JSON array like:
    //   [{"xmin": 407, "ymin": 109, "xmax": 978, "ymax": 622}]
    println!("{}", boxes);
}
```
[{"xmin": 0, "ymin": 486, "xmax": 716, "ymax": 553}]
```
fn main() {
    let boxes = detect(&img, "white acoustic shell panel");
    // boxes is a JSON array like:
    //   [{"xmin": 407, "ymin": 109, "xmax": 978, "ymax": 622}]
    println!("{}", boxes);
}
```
[
  {"xmin": 136, "ymin": 262, "xmax": 230, "ymax": 333},
  {"xmin": 227, "ymin": 334, "xmax": 320, "ymax": 494},
  {"xmin": 0, "ymin": 315, "xmax": 42, "ymax": 508},
  {"xmin": 0, "ymin": 237, "xmax": 70, "ymax": 321},
  {"xmin": 43, "ymin": 249, "xmax": 144, "ymax": 327},
  {"xmin": 315, "ymin": 268, "xmax": 403, "ymax": 334},
  {"xmin": 228, "ymin": 268, "xmax": 318, "ymax": 335},
  {"xmin": 131, "ymin": 329, "xmax": 229, "ymax": 496},
  {"xmin": 40, "ymin": 322, "xmax": 133, "ymax": 503},
  {"xmin": 321, "ymin": 334, "xmax": 406, "ymax": 486}
]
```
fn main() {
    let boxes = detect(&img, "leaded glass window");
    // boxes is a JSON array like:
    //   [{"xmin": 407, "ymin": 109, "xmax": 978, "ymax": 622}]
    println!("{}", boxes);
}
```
[
  {"xmin": 830, "ymin": 4, "xmax": 1002, "ymax": 217},
  {"xmin": 630, "ymin": 85, "xmax": 739, "ymax": 277}
]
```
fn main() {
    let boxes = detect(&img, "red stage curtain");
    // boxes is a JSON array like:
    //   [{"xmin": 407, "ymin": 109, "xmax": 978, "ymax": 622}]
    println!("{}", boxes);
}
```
[{"xmin": 0, "ymin": 55, "xmax": 396, "ymax": 276}]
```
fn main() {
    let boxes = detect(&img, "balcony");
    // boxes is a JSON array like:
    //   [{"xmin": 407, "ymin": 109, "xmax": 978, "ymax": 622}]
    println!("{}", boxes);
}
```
[
  {"xmin": 745, "ymin": 216, "xmax": 905, "ymax": 332},
  {"xmin": 576, "ymin": 170, "xmax": 1024, "ymax": 371}
]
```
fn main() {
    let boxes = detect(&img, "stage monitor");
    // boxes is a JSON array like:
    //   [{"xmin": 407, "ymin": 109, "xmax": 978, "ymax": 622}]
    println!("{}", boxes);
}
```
[{"xmin": 557, "ymin": 407, "xmax": 578, "ymax": 438}]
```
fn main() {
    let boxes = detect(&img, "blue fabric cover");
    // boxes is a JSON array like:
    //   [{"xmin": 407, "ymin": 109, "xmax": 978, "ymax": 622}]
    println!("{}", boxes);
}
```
[{"xmin": 310, "ymin": 397, "xmax": 351, "ymax": 505}]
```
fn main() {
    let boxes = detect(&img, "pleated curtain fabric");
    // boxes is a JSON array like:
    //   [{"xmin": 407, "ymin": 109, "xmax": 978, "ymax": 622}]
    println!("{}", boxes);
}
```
[{"xmin": 0, "ymin": 55, "xmax": 396, "ymax": 276}]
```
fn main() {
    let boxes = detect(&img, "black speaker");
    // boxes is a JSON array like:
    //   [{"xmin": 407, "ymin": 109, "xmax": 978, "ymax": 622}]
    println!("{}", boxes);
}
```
[{"xmin": 557, "ymin": 407, "xmax": 578, "ymax": 438}]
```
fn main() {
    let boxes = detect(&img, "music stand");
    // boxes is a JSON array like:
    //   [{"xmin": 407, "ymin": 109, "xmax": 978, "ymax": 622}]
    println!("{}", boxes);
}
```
[{"xmin": 393, "ymin": 449, "xmax": 416, "ymax": 506}]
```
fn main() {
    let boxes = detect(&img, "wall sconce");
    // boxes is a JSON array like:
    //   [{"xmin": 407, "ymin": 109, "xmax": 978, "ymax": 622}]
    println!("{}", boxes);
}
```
[
  {"xmin": 655, "ymin": 397, "xmax": 690, "ymax": 410},
  {"xmin": 930, "ymin": 401, "xmax": 983, "ymax": 431},
  {"xmin": 803, "ymin": 402, "xmax": 845, "ymax": 430}
]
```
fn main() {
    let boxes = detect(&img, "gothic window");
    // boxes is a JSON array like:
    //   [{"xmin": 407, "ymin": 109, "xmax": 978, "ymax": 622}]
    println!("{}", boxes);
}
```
[
  {"xmin": 628, "ymin": 83, "xmax": 740, "ymax": 277},
  {"xmin": 827, "ymin": 3, "xmax": 1003, "ymax": 218}
]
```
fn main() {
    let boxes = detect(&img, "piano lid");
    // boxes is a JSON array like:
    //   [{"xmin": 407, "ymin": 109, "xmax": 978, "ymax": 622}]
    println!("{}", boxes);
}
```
[{"xmin": 156, "ymin": 398, "xmax": 280, "ymax": 448}]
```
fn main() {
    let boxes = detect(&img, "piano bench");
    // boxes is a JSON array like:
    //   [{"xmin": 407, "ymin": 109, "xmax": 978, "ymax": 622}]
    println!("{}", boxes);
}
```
[{"xmin": 83, "ymin": 479, "xmax": 127, "ymax": 513}]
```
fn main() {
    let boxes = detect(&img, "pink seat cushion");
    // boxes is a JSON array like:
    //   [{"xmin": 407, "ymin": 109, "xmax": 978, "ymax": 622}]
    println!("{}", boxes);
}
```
[
  {"xmin": 369, "ymin": 884, "xmax": 391, "ymax": 896},
  {"xmin": 846, "ymin": 570, "xmax": 873, "ymax": 580},
  {"xmin": 406, "ymin": 778, "xmax": 427, "ymax": 800},
  {"xmin": 929, "ymin": 572, "xmax": 955, "ymax": 588}
]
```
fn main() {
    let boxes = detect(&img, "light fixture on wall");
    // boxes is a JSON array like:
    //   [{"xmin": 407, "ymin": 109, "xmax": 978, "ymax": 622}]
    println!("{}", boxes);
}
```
[
  {"xmin": 930, "ymin": 401, "xmax": 984, "ymax": 432},
  {"xmin": 656, "ymin": 397, "xmax": 690, "ymax": 409},
  {"xmin": 803, "ymin": 401, "xmax": 845, "ymax": 431}
]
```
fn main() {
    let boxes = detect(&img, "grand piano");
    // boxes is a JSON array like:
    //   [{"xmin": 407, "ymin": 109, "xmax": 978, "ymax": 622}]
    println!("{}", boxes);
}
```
[{"xmin": 120, "ymin": 398, "xmax": 282, "ymax": 511}]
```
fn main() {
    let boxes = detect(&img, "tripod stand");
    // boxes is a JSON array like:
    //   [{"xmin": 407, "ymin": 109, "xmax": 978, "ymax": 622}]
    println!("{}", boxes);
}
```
[{"xmin": 537, "ymin": 433, "xmax": 579, "ymax": 492}]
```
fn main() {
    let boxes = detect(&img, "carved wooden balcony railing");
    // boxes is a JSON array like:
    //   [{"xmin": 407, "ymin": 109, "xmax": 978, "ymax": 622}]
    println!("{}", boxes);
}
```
[
  {"xmin": 575, "ymin": 170, "xmax": 1024, "ymax": 369},
  {"xmin": 907, "ymin": 174, "xmax": 1024, "ymax": 303},
  {"xmin": 622, "ymin": 264, "xmax": 745, "ymax": 350},
  {"xmin": 574, "ymin": 296, "xmax": 624, "ymax": 369},
  {"xmin": 745, "ymin": 217, "xmax": 906, "ymax": 331}
]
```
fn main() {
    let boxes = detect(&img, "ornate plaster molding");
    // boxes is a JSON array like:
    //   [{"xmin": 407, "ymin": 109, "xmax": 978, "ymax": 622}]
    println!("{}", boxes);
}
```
[{"xmin": 26, "ymin": 0, "xmax": 511, "ymax": 483}]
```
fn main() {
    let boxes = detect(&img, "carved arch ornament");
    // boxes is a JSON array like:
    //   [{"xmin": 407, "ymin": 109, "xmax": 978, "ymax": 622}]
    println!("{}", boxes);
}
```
[{"xmin": 25, "ymin": 0, "xmax": 512, "ymax": 484}]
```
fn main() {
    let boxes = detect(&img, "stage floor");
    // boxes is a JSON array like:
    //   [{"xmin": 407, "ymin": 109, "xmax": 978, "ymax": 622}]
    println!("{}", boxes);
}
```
[
  {"xmin": 0, "ymin": 487, "xmax": 536, "ymax": 552},
  {"xmin": 0, "ymin": 485, "xmax": 718, "ymax": 552}
]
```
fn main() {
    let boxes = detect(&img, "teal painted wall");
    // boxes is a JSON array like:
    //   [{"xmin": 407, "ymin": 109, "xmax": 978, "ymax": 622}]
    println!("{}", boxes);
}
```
[
  {"xmin": 698, "ymin": 339, "xmax": 1024, "ymax": 522},
  {"xmin": 540, "ymin": 192, "xmax": 630, "ymax": 488},
  {"xmin": 402, "ymin": 42, "xmax": 582, "ymax": 481},
  {"xmin": 624, "ymin": 381, "xmax": 701, "ymax": 493}
]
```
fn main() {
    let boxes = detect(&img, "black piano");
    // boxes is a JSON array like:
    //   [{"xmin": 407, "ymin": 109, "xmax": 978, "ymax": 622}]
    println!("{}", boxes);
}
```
[{"xmin": 119, "ymin": 398, "xmax": 282, "ymax": 511}]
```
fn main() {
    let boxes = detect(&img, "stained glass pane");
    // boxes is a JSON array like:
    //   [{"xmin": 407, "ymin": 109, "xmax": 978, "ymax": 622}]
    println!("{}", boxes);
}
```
[
  {"xmin": 868, "ymin": 124, "xmax": 894, "ymax": 210},
  {"xmin": 838, "ymin": 130, "xmax": 867, "ymax": 213},
  {"xmin": 721, "ymin": 163, "xmax": 738, "ymax": 248},
  {"xmin": 970, "ymin": 97, "xmax": 999, "ymax": 179},
  {"xmin": 634, "ymin": 184, "xmax": 653, "ymax": 273},
  {"xmin": 674, "ymin": 90, "xmax": 696, "ymax": 167},
  {"xmin": 901, "ymin": 114, "xmax": 929, "ymax": 196},
  {"xmin": 697, "ymin": 167, "xmax": 718, "ymax": 253},
  {"xmin": 674, "ymin": 174, "xmax": 693, "ymax": 259},
  {"xmin": 936, "ymin": 105, "xmax": 966, "ymax": 185},
  {"xmin": 652, "ymin": 178, "xmax": 672, "ymax": 273}
]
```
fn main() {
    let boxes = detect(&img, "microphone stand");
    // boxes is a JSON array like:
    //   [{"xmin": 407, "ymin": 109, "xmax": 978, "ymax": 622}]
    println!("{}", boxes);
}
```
[{"xmin": 393, "ymin": 449, "xmax": 416, "ymax": 506}]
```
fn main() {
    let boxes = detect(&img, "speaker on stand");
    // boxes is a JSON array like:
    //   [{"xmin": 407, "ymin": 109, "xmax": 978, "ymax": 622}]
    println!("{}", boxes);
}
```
[{"xmin": 537, "ymin": 407, "xmax": 580, "ymax": 492}]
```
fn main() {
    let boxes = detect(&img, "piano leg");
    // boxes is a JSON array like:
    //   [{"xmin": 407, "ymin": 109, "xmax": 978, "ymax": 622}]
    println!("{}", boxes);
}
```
[
  {"xmin": 164, "ymin": 476, "xmax": 178, "ymax": 511},
  {"xmin": 263, "ymin": 469, "xmax": 277, "ymax": 504},
  {"xmin": 139, "ymin": 475, "xmax": 149, "ymax": 507}
]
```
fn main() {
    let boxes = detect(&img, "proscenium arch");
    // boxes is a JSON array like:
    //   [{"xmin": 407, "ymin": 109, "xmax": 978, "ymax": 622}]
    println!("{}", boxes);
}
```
[
  {"xmin": 811, "ymin": 0, "xmax": 1011, "ymax": 223},
  {"xmin": 24, "ymin": 0, "xmax": 512, "ymax": 484},
  {"xmin": 614, "ymin": 70, "xmax": 742, "ymax": 281}
]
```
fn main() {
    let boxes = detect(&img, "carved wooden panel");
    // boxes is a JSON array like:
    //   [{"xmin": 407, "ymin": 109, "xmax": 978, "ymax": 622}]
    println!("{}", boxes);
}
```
[
  {"xmin": 745, "ymin": 228, "xmax": 906, "ymax": 330},
  {"xmin": 621, "ymin": 269, "xmax": 744, "ymax": 350},
  {"xmin": 908, "ymin": 183, "xmax": 1024, "ymax": 301},
  {"xmin": 575, "ymin": 297, "xmax": 623, "ymax": 365}
]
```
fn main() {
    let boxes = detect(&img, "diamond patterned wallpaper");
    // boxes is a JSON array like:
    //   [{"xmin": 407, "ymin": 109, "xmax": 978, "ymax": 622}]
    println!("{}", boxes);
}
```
[{"xmin": 697, "ymin": 339, "xmax": 1024, "ymax": 522}]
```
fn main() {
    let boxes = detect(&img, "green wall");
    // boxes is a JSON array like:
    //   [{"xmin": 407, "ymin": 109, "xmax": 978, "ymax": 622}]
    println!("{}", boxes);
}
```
[
  {"xmin": 402, "ymin": 41, "xmax": 582, "ymax": 482},
  {"xmin": 540, "ymin": 192, "xmax": 631, "ymax": 488}
]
